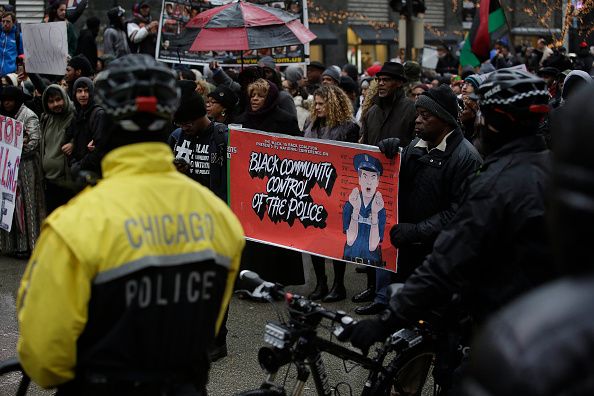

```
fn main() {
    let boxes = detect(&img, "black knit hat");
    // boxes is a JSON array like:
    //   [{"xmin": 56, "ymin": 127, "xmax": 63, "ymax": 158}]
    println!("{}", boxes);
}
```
[
  {"xmin": 208, "ymin": 86, "xmax": 238, "ymax": 110},
  {"xmin": 415, "ymin": 85, "xmax": 459, "ymax": 127},
  {"xmin": 174, "ymin": 91, "xmax": 206, "ymax": 123}
]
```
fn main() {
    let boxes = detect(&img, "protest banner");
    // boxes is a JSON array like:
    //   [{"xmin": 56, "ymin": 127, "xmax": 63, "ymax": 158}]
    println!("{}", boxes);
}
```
[
  {"xmin": 0, "ymin": 116, "xmax": 24, "ymax": 232},
  {"xmin": 21, "ymin": 22, "xmax": 68, "ymax": 76},
  {"xmin": 156, "ymin": 0, "xmax": 310, "ymax": 66},
  {"xmin": 228, "ymin": 128, "xmax": 400, "ymax": 272}
]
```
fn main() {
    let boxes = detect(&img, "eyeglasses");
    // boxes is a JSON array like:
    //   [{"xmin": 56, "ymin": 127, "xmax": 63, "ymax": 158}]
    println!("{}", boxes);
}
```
[{"xmin": 375, "ymin": 77, "xmax": 395, "ymax": 84}]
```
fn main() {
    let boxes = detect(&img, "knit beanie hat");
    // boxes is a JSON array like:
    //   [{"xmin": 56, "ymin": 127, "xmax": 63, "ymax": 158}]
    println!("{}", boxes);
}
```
[
  {"xmin": 322, "ymin": 67, "xmax": 340, "ymax": 83},
  {"xmin": 464, "ymin": 74, "xmax": 485, "ymax": 90},
  {"xmin": 258, "ymin": 56, "xmax": 276, "ymax": 70},
  {"xmin": 284, "ymin": 65, "xmax": 304, "ymax": 84},
  {"xmin": 174, "ymin": 91, "xmax": 206, "ymax": 123},
  {"xmin": 415, "ymin": 85, "xmax": 459, "ymax": 127}
]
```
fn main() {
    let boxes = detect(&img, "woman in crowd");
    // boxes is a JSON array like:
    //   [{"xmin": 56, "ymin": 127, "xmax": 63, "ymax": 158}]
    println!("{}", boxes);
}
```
[
  {"xmin": 239, "ymin": 78, "xmax": 300, "ymax": 135},
  {"xmin": 239, "ymin": 78, "xmax": 303, "ymax": 286},
  {"xmin": 206, "ymin": 85, "xmax": 239, "ymax": 125},
  {"xmin": 0, "ymin": 87, "xmax": 45, "ymax": 257},
  {"xmin": 303, "ymin": 85, "xmax": 359, "ymax": 302}
]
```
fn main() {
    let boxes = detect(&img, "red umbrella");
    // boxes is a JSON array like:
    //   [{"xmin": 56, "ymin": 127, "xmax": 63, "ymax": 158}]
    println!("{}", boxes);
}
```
[{"xmin": 185, "ymin": 1, "xmax": 316, "ymax": 52}]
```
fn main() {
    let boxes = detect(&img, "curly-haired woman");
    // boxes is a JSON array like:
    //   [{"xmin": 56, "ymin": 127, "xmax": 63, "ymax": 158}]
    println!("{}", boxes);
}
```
[{"xmin": 303, "ymin": 85, "xmax": 360, "ymax": 302}]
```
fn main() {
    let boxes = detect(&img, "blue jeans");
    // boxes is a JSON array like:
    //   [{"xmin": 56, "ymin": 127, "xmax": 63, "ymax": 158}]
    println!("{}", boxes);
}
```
[{"xmin": 374, "ymin": 268, "xmax": 397, "ymax": 305}]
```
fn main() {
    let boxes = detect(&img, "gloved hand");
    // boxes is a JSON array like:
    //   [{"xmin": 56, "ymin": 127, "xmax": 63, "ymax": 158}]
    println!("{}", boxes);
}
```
[
  {"xmin": 390, "ymin": 223, "xmax": 420, "ymax": 248},
  {"xmin": 378, "ymin": 138, "xmax": 401, "ymax": 159},
  {"xmin": 338, "ymin": 318, "xmax": 392, "ymax": 355}
]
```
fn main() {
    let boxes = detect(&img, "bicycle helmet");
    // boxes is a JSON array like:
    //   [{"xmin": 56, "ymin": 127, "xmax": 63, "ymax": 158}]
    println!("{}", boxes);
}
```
[
  {"xmin": 477, "ymin": 69, "xmax": 549, "ymax": 132},
  {"xmin": 95, "ymin": 54, "xmax": 180, "ymax": 132}
]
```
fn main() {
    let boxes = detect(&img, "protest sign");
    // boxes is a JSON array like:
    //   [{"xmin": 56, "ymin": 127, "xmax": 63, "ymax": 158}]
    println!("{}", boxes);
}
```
[
  {"xmin": 228, "ymin": 128, "xmax": 400, "ymax": 272},
  {"xmin": 156, "ymin": 0, "xmax": 309, "ymax": 66},
  {"xmin": 21, "ymin": 22, "xmax": 68, "ymax": 75},
  {"xmin": 0, "ymin": 116, "xmax": 24, "ymax": 232}
]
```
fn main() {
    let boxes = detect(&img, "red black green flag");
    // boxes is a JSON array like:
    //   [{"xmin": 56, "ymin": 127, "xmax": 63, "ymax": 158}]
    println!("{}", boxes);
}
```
[{"xmin": 460, "ymin": 0, "xmax": 509, "ymax": 67}]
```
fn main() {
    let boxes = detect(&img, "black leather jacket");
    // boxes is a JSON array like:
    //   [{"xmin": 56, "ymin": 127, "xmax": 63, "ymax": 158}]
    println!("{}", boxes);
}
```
[{"xmin": 390, "ymin": 134, "xmax": 556, "ymax": 324}]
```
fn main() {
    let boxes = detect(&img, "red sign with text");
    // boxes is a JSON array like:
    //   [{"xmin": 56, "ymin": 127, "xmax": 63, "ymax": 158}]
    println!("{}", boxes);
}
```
[{"xmin": 228, "ymin": 128, "xmax": 400, "ymax": 272}]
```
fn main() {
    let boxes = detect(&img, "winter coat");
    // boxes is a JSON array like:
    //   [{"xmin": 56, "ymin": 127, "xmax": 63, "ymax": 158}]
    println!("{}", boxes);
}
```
[
  {"xmin": 466, "ymin": 275, "xmax": 594, "ymax": 395},
  {"xmin": 75, "ymin": 28, "xmax": 98, "ymax": 69},
  {"xmin": 103, "ymin": 27, "xmax": 130, "ymax": 58},
  {"xmin": 303, "ymin": 117, "xmax": 359, "ymax": 143},
  {"xmin": 395, "ymin": 128, "xmax": 482, "ymax": 279},
  {"xmin": 435, "ymin": 54, "xmax": 459, "ymax": 76},
  {"xmin": 65, "ymin": 102, "xmax": 106, "ymax": 175},
  {"xmin": 40, "ymin": 85, "xmax": 75, "ymax": 182},
  {"xmin": 390, "ymin": 134, "xmax": 555, "ymax": 324},
  {"xmin": 360, "ymin": 90, "xmax": 416, "ymax": 147},
  {"xmin": 0, "ymin": 103, "xmax": 45, "ymax": 254},
  {"xmin": 0, "ymin": 24, "xmax": 23, "ymax": 76},
  {"xmin": 239, "ymin": 105, "xmax": 300, "ymax": 136}
]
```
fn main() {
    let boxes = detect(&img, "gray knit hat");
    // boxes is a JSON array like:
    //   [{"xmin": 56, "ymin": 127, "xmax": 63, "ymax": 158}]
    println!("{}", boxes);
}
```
[
  {"xmin": 415, "ymin": 85, "xmax": 459, "ymax": 127},
  {"xmin": 284, "ymin": 65, "xmax": 304, "ymax": 83},
  {"xmin": 321, "ymin": 67, "xmax": 340, "ymax": 83}
]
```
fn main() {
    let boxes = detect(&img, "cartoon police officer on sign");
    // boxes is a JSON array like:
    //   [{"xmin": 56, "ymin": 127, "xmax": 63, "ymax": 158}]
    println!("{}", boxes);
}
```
[{"xmin": 342, "ymin": 153, "xmax": 386, "ymax": 266}]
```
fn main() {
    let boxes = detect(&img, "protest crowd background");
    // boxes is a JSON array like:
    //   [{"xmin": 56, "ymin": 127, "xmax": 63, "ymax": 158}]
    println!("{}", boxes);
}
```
[{"xmin": 0, "ymin": 0, "xmax": 593, "ymax": 394}]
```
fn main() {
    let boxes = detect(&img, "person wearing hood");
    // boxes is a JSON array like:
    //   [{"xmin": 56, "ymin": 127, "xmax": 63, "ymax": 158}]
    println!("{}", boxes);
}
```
[
  {"xmin": 560, "ymin": 70, "xmax": 592, "ymax": 103},
  {"xmin": 0, "ymin": 86, "xmax": 45, "ymax": 257},
  {"xmin": 238, "ymin": 78, "xmax": 304, "ymax": 288},
  {"xmin": 257, "ymin": 56, "xmax": 297, "ymax": 117},
  {"xmin": 238, "ymin": 78, "xmax": 300, "ymax": 135},
  {"xmin": 127, "ymin": 1, "xmax": 159, "ymax": 57},
  {"xmin": 75, "ymin": 16, "xmax": 100, "ymax": 71},
  {"xmin": 63, "ymin": 77, "xmax": 106, "ymax": 177},
  {"xmin": 40, "ymin": 84, "xmax": 76, "ymax": 213},
  {"xmin": 104, "ymin": 6, "xmax": 130, "ymax": 58}
]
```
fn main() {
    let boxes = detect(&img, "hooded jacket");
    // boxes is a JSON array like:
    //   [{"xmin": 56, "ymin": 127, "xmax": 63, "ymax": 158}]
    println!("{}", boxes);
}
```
[
  {"xmin": 40, "ymin": 84, "xmax": 75, "ymax": 181},
  {"xmin": 561, "ymin": 70, "xmax": 592, "ymax": 101},
  {"xmin": 65, "ymin": 77, "xmax": 106, "ymax": 175},
  {"xmin": 0, "ymin": 23, "xmax": 23, "ymax": 76},
  {"xmin": 104, "ymin": 8, "xmax": 130, "ymax": 58}
]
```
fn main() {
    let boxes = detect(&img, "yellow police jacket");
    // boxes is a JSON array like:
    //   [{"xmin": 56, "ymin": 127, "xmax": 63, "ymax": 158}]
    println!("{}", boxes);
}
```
[{"xmin": 17, "ymin": 142, "xmax": 245, "ymax": 389}]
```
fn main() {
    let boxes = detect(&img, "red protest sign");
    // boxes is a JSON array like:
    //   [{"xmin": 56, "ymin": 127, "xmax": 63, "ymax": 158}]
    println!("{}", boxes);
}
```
[{"xmin": 228, "ymin": 128, "xmax": 400, "ymax": 272}]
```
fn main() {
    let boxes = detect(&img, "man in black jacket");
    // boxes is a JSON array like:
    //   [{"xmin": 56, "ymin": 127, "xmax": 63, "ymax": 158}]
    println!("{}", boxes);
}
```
[
  {"xmin": 462, "ymin": 80, "xmax": 594, "ymax": 396},
  {"xmin": 75, "ymin": 16, "xmax": 100, "ymax": 72},
  {"xmin": 64, "ymin": 76, "xmax": 106, "ymax": 176},
  {"xmin": 360, "ymin": 62, "xmax": 416, "ymax": 147},
  {"xmin": 355, "ymin": 85, "xmax": 482, "ymax": 315},
  {"xmin": 341, "ymin": 70, "xmax": 556, "ymax": 384}
]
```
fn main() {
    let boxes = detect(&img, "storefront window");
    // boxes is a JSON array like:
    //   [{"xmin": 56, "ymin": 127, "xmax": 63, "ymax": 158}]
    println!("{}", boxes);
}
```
[{"xmin": 310, "ymin": 45, "xmax": 324, "ymax": 63}]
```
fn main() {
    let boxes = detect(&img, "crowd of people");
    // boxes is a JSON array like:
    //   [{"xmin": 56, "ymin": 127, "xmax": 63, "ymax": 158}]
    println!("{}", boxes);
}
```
[{"xmin": 1, "ymin": 0, "xmax": 594, "ymax": 394}]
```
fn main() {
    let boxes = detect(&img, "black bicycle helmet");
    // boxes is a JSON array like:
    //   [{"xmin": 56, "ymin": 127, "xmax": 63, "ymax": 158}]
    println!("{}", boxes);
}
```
[
  {"xmin": 95, "ymin": 54, "xmax": 180, "ymax": 131},
  {"xmin": 477, "ymin": 69, "xmax": 550, "ymax": 131}
]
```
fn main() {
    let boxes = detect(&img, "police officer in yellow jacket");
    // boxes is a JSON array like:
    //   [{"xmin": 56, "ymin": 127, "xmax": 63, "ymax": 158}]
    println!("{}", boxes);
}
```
[{"xmin": 16, "ymin": 54, "xmax": 245, "ymax": 395}]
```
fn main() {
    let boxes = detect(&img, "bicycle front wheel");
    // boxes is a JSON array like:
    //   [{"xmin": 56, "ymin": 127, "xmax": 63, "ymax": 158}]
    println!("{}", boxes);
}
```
[{"xmin": 392, "ymin": 348, "xmax": 436, "ymax": 396}]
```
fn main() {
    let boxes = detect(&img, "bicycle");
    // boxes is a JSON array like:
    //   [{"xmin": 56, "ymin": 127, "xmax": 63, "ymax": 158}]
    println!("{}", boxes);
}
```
[{"xmin": 236, "ymin": 270, "xmax": 440, "ymax": 396}]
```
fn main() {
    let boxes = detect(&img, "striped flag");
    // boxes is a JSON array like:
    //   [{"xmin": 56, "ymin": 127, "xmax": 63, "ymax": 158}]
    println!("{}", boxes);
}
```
[{"xmin": 460, "ymin": 0, "xmax": 509, "ymax": 67}]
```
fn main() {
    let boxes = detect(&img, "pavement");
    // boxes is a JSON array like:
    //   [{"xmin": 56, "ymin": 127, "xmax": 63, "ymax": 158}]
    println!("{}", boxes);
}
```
[{"xmin": 0, "ymin": 255, "xmax": 376, "ymax": 396}]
